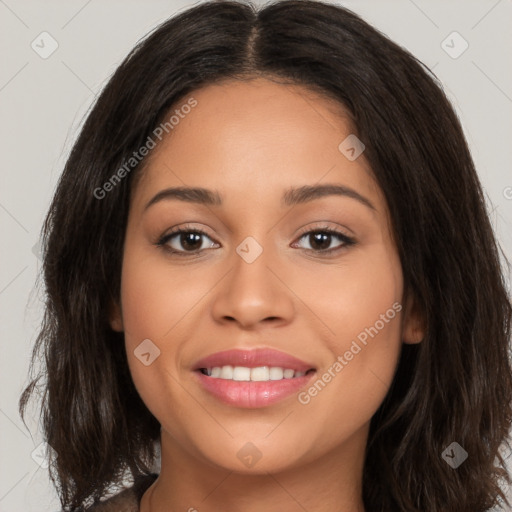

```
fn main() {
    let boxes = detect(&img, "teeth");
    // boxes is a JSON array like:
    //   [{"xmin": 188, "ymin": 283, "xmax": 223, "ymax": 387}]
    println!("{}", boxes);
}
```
[
  {"xmin": 283, "ymin": 369, "xmax": 295, "ymax": 379},
  {"xmin": 269, "ymin": 367, "xmax": 283, "ymax": 380},
  {"xmin": 250, "ymin": 366, "xmax": 269, "ymax": 381},
  {"xmin": 201, "ymin": 365, "xmax": 312, "ymax": 381},
  {"xmin": 232, "ymin": 366, "xmax": 251, "ymax": 381},
  {"xmin": 220, "ymin": 365, "xmax": 234, "ymax": 379}
]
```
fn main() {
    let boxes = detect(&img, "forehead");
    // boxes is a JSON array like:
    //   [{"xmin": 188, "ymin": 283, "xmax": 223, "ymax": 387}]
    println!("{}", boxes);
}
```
[{"xmin": 132, "ymin": 77, "xmax": 383, "ymax": 211}]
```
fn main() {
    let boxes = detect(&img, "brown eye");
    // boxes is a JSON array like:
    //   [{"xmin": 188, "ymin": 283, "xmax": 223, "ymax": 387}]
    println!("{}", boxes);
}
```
[
  {"xmin": 293, "ymin": 228, "xmax": 355, "ymax": 254},
  {"xmin": 157, "ymin": 229, "xmax": 218, "ymax": 255}
]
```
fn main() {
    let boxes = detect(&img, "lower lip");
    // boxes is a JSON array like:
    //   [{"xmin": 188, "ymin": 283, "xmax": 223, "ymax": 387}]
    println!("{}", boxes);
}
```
[{"xmin": 194, "ymin": 370, "xmax": 316, "ymax": 408}]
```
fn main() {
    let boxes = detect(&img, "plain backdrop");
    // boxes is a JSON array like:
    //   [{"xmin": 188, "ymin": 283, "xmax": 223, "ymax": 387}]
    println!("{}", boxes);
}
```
[{"xmin": 1, "ymin": 0, "xmax": 511, "ymax": 510}]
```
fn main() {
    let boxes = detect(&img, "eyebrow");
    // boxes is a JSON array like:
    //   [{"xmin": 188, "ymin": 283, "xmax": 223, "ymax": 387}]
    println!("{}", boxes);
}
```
[{"xmin": 143, "ymin": 183, "xmax": 376, "ymax": 212}]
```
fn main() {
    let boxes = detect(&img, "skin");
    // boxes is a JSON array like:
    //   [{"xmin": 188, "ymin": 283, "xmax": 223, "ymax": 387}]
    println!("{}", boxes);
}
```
[{"xmin": 110, "ymin": 77, "xmax": 425, "ymax": 512}]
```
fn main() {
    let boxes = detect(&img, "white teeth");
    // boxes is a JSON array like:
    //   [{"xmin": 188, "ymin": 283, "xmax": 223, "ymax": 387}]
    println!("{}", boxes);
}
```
[
  {"xmin": 220, "ymin": 365, "xmax": 234, "ymax": 379},
  {"xmin": 232, "ymin": 366, "xmax": 251, "ymax": 381},
  {"xmin": 283, "ymin": 369, "xmax": 295, "ymax": 379},
  {"xmin": 269, "ymin": 367, "xmax": 284, "ymax": 380},
  {"xmin": 250, "ymin": 366, "xmax": 270, "ymax": 381},
  {"xmin": 202, "ymin": 365, "xmax": 312, "ymax": 381}
]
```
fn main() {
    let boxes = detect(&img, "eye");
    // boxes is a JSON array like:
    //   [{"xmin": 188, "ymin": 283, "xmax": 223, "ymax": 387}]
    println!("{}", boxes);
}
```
[
  {"xmin": 292, "ymin": 227, "xmax": 356, "ymax": 254},
  {"xmin": 156, "ymin": 227, "xmax": 219, "ymax": 256}
]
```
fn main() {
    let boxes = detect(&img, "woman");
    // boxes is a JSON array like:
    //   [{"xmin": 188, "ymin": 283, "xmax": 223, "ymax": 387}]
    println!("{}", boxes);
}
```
[{"xmin": 19, "ymin": 1, "xmax": 512, "ymax": 511}]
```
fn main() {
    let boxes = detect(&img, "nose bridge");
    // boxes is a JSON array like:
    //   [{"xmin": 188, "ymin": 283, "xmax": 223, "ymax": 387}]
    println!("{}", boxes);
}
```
[
  {"xmin": 230, "ymin": 233, "xmax": 278, "ymax": 303},
  {"xmin": 233, "ymin": 234, "xmax": 274, "ymax": 290},
  {"xmin": 211, "ymin": 233, "xmax": 295, "ymax": 327}
]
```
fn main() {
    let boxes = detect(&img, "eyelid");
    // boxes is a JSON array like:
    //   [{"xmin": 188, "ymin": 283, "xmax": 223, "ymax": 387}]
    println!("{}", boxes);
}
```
[
  {"xmin": 159, "ymin": 223, "xmax": 216, "ymax": 241},
  {"xmin": 294, "ymin": 221, "xmax": 354, "ymax": 239}
]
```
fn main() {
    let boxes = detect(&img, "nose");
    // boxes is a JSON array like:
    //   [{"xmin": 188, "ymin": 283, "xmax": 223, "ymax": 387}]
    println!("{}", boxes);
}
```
[{"xmin": 211, "ymin": 243, "xmax": 295, "ymax": 330}]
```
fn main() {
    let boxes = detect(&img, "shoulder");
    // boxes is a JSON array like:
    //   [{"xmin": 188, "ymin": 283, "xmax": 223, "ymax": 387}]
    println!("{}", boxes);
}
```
[{"xmin": 86, "ymin": 474, "xmax": 158, "ymax": 512}]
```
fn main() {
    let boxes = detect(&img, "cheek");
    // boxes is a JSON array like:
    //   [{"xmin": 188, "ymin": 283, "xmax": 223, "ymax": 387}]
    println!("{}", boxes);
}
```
[
  {"xmin": 293, "ymin": 242, "xmax": 403, "ymax": 347},
  {"xmin": 293, "ymin": 245, "xmax": 404, "ymax": 434},
  {"xmin": 118, "ymin": 246, "xmax": 192, "ymax": 415},
  {"xmin": 118, "ymin": 242, "xmax": 232, "ymax": 427},
  {"xmin": 119, "ymin": 245, "xmax": 214, "ymax": 346}
]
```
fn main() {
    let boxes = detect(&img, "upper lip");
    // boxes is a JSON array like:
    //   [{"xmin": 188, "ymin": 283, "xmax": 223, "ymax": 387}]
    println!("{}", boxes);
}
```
[{"xmin": 193, "ymin": 348, "xmax": 316, "ymax": 373}]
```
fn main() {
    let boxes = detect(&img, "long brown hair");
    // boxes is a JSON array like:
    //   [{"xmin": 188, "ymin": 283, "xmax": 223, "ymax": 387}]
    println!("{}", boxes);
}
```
[{"xmin": 20, "ymin": 1, "xmax": 512, "ymax": 510}]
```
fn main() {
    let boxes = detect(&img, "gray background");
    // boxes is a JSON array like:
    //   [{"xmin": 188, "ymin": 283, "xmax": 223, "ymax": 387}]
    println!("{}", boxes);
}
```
[{"xmin": 1, "ymin": 0, "xmax": 511, "ymax": 510}]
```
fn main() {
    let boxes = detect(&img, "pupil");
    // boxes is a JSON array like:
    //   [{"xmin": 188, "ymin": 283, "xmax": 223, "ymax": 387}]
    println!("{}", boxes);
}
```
[
  {"xmin": 181, "ymin": 232, "xmax": 202, "ymax": 250},
  {"xmin": 311, "ymin": 232, "xmax": 330, "ymax": 250}
]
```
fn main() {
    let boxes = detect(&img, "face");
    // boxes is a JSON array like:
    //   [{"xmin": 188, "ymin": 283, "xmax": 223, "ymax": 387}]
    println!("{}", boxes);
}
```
[{"xmin": 110, "ymin": 77, "xmax": 423, "ymax": 475}]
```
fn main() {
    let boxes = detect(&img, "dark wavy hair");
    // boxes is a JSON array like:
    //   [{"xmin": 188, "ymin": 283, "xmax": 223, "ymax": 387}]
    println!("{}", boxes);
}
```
[{"xmin": 20, "ymin": 0, "xmax": 512, "ymax": 510}]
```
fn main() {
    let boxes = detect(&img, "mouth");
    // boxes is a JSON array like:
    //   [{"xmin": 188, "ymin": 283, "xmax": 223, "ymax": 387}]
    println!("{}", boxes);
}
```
[
  {"xmin": 192, "ymin": 348, "xmax": 317, "ymax": 408},
  {"xmin": 192, "ymin": 347, "xmax": 316, "ymax": 377}
]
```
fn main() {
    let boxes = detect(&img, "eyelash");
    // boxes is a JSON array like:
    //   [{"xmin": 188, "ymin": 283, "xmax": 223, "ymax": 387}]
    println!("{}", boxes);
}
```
[{"xmin": 155, "ymin": 225, "xmax": 356, "ymax": 258}]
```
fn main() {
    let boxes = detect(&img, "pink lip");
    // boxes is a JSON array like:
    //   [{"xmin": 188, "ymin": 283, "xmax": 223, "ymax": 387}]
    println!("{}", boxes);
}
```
[
  {"xmin": 193, "ymin": 371, "xmax": 316, "ymax": 408},
  {"xmin": 192, "ymin": 348, "xmax": 317, "ymax": 408},
  {"xmin": 192, "ymin": 348, "xmax": 315, "ymax": 372}
]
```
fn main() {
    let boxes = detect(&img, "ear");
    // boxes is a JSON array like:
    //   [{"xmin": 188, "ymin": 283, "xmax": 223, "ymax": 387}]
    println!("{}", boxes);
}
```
[
  {"xmin": 109, "ymin": 299, "xmax": 124, "ymax": 332},
  {"xmin": 401, "ymin": 291, "xmax": 425, "ymax": 345}
]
